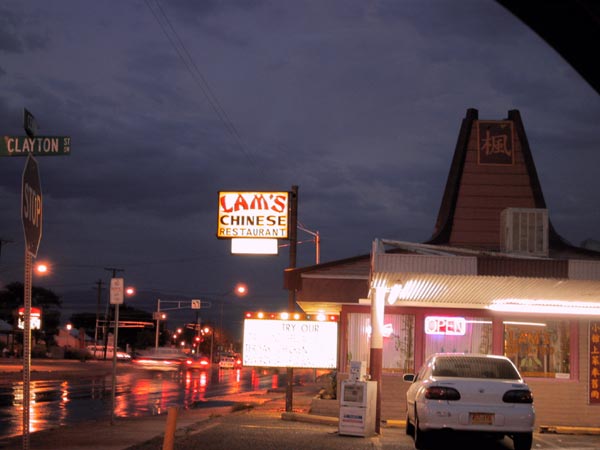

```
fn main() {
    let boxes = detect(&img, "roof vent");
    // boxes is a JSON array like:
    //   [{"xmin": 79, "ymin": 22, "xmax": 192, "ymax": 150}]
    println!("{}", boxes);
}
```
[{"xmin": 500, "ymin": 208, "xmax": 549, "ymax": 257}]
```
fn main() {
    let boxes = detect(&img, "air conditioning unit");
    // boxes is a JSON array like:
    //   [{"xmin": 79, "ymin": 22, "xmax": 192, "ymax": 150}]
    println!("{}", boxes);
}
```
[{"xmin": 500, "ymin": 208, "xmax": 549, "ymax": 256}]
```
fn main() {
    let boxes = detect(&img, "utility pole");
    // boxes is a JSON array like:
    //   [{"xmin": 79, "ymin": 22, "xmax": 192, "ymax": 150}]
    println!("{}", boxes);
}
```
[
  {"xmin": 94, "ymin": 279, "xmax": 103, "ymax": 348},
  {"xmin": 0, "ymin": 238, "xmax": 14, "ymax": 263}
]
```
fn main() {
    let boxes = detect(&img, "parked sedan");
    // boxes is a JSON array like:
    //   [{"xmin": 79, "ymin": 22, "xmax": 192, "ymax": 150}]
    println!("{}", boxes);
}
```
[{"xmin": 403, "ymin": 353, "xmax": 535, "ymax": 450}]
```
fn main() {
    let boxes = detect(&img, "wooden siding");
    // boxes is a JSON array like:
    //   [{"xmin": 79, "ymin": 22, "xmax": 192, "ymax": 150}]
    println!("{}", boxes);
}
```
[{"xmin": 449, "ymin": 120, "xmax": 537, "ymax": 249}]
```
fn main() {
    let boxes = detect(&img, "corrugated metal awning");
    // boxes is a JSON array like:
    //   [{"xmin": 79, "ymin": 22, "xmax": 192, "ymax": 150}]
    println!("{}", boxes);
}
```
[{"xmin": 370, "ymin": 272, "xmax": 600, "ymax": 309}]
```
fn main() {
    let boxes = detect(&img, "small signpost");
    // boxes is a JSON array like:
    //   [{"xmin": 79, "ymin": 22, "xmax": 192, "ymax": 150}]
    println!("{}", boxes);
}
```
[
  {"xmin": 20, "ymin": 136, "xmax": 43, "ymax": 450},
  {"xmin": 1, "ymin": 108, "xmax": 71, "ymax": 450},
  {"xmin": 110, "ymin": 277, "xmax": 124, "ymax": 425}
]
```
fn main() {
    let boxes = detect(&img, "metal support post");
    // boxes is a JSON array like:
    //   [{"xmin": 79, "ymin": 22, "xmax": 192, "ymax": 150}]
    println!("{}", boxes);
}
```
[{"xmin": 286, "ymin": 185, "xmax": 298, "ymax": 412}]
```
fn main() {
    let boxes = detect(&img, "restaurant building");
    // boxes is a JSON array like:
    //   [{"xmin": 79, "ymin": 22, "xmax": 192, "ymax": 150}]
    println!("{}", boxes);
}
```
[{"xmin": 286, "ymin": 108, "xmax": 600, "ymax": 427}]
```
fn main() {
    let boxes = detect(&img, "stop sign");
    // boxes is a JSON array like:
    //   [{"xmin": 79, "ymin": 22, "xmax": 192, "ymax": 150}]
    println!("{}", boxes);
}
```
[{"xmin": 21, "ymin": 154, "xmax": 42, "ymax": 257}]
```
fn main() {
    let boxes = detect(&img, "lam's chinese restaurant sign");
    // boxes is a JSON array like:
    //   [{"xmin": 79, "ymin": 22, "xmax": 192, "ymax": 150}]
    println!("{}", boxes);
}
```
[
  {"xmin": 217, "ymin": 191, "xmax": 289, "ymax": 239},
  {"xmin": 590, "ymin": 321, "xmax": 600, "ymax": 404}
]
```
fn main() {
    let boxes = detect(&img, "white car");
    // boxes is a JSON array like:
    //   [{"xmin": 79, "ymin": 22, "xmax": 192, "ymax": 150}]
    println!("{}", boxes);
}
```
[
  {"xmin": 403, "ymin": 353, "xmax": 535, "ymax": 450},
  {"xmin": 86, "ymin": 345, "xmax": 131, "ymax": 361}
]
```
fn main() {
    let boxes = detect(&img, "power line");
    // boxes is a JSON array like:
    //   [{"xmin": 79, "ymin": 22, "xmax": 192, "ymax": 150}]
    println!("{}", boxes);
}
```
[{"xmin": 144, "ymin": 0, "xmax": 264, "ymax": 176}]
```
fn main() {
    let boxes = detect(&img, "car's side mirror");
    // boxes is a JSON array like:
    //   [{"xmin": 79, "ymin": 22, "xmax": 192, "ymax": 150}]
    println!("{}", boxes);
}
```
[{"xmin": 403, "ymin": 374, "xmax": 415, "ymax": 382}]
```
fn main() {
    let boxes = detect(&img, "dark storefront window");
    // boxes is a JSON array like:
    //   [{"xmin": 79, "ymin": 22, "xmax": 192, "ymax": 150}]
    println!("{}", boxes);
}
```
[{"xmin": 503, "ymin": 320, "xmax": 570, "ymax": 378}]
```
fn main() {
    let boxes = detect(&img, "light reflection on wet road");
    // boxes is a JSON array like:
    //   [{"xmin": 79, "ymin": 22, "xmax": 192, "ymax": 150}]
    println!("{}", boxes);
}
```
[{"xmin": 0, "ymin": 366, "xmax": 290, "ymax": 439}]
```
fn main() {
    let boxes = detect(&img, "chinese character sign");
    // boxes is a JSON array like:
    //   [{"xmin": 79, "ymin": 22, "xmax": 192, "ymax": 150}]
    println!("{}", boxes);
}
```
[
  {"xmin": 477, "ymin": 121, "xmax": 514, "ymax": 166},
  {"xmin": 590, "ymin": 321, "xmax": 600, "ymax": 404}
]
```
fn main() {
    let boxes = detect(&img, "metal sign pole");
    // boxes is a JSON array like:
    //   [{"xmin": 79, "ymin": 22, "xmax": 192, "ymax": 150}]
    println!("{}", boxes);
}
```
[
  {"xmin": 285, "ymin": 185, "xmax": 298, "ymax": 412},
  {"xmin": 110, "ymin": 302, "xmax": 120, "ymax": 425},
  {"xmin": 109, "ymin": 277, "xmax": 124, "ymax": 425},
  {"xmin": 22, "ymin": 250, "xmax": 32, "ymax": 450}
]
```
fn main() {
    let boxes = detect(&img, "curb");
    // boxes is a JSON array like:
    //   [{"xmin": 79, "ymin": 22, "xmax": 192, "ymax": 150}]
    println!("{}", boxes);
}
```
[
  {"xmin": 281, "ymin": 413, "xmax": 406, "ymax": 430},
  {"xmin": 282, "ymin": 413, "xmax": 600, "ymax": 437},
  {"xmin": 281, "ymin": 412, "xmax": 338, "ymax": 426},
  {"xmin": 539, "ymin": 425, "xmax": 600, "ymax": 435}
]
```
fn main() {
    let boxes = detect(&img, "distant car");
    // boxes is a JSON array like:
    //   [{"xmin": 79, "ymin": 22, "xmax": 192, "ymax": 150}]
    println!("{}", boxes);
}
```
[
  {"xmin": 403, "ymin": 353, "xmax": 535, "ymax": 450},
  {"xmin": 132, "ymin": 348, "xmax": 187, "ymax": 371},
  {"xmin": 185, "ymin": 354, "xmax": 210, "ymax": 370},
  {"xmin": 218, "ymin": 354, "xmax": 242, "ymax": 369},
  {"xmin": 86, "ymin": 345, "xmax": 131, "ymax": 361}
]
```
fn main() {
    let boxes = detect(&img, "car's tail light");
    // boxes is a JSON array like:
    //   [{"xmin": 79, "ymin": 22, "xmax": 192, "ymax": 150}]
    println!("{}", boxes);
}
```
[
  {"xmin": 424, "ymin": 386, "xmax": 461, "ymax": 400},
  {"xmin": 503, "ymin": 389, "xmax": 533, "ymax": 403}
]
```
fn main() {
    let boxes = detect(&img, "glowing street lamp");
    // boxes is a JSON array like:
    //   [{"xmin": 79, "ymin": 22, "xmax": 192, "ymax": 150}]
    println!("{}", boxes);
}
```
[
  {"xmin": 234, "ymin": 283, "xmax": 248, "ymax": 297},
  {"xmin": 203, "ymin": 326, "xmax": 215, "ymax": 364},
  {"xmin": 218, "ymin": 283, "xmax": 249, "ymax": 340},
  {"xmin": 35, "ymin": 262, "xmax": 49, "ymax": 275}
]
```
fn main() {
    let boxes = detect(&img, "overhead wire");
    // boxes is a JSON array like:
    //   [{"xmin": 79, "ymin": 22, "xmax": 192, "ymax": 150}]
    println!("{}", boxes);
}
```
[{"xmin": 144, "ymin": 0, "xmax": 264, "ymax": 176}]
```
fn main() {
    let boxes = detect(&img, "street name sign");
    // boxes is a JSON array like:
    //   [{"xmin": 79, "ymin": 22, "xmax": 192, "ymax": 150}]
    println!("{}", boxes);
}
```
[
  {"xmin": 1, "ymin": 135, "xmax": 71, "ymax": 156},
  {"xmin": 23, "ymin": 109, "xmax": 38, "ymax": 138},
  {"xmin": 21, "ymin": 154, "xmax": 42, "ymax": 257}
]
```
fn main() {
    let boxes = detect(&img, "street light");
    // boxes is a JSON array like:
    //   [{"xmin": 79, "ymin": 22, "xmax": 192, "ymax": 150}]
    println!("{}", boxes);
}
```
[
  {"xmin": 203, "ymin": 326, "xmax": 214, "ymax": 365},
  {"xmin": 35, "ymin": 262, "xmax": 49, "ymax": 275},
  {"xmin": 153, "ymin": 310, "xmax": 168, "ymax": 349},
  {"xmin": 218, "ymin": 283, "xmax": 249, "ymax": 346}
]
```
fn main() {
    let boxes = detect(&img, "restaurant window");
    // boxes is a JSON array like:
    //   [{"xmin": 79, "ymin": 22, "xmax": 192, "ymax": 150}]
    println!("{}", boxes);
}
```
[
  {"xmin": 347, "ymin": 313, "xmax": 415, "ymax": 372},
  {"xmin": 424, "ymin": 316, "xmax": 493, "ymax": 358},
  {"xmin": 503, "ymin": 320, "xmax": 570, "ymax": 378}
]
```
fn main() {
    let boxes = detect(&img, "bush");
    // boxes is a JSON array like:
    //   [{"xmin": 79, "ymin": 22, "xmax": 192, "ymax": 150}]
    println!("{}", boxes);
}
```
[
  {"xmin": 316, "ymin": 370, "xmax": 337, "ymax": 399},
  {"xmin": 32, "ymin": 344, "xmax": 48, "ymax": 358},
  {"xmin": 64, "ymin": 347, "xmax": 91, "ymax": 360}
]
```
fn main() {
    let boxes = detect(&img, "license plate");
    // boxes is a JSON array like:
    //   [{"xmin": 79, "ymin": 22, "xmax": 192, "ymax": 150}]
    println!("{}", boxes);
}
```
[{"xmin": 470, "ymin": 413, "xmax": 493, "ymax": 425}]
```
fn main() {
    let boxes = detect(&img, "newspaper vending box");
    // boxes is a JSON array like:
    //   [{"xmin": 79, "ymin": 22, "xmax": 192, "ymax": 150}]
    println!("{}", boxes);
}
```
[{"xmin": 338, "ymin": 380, "xmax": 377, "ymax": 437}]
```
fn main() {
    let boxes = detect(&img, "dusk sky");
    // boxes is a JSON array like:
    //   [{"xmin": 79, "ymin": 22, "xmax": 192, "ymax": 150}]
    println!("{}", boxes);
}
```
[{"xmin": 1, "ymin": 1, "xmax": 599, "ymax": 329}]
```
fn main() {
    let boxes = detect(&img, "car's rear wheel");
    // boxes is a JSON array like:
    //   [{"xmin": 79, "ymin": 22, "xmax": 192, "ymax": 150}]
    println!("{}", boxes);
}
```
[
  {"xmin": 405, "ymin": 413, "xmax": 414, "ymax": 436},
  {"xmin": 512, "ymin": 432, "xmax": 533, "ymax": 450},
  {"xmin": 413, "ymin": 409, "xmax": 429, "ymax": 449}
]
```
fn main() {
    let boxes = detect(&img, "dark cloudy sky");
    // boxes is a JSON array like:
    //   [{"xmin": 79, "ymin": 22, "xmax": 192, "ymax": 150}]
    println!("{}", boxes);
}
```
[{"xmin": 1, "ymin": 1, "xmax": 599, "ymax": 327}]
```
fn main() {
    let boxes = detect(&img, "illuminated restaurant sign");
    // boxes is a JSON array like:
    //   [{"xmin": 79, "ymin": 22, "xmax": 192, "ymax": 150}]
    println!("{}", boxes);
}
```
[
  {"xmin": 425, "ymin": 316, "xmax": 466, "ymax": 336},
  {"xmin": 243, "ymin": 312, "xmax": 338, "ymax": 368},
  {"xmin": 217, "ymin": 191, "xmax": 289, "ymax": 239},
  {"xmin": 17, "ymin": 307, "xmax": 41, "ymax": 330}
]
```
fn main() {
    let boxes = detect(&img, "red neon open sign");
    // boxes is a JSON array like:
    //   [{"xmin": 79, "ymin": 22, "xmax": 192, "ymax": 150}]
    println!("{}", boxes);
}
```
[{"xmin": 425, "ymin": 316, "xmax": 466, "ymax": 336}]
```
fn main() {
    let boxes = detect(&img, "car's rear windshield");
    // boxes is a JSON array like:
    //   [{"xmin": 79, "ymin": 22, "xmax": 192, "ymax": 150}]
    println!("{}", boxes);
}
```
[{"xmin": 432, "ymin": 356, "xmax": 520, "ymax": 379}]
